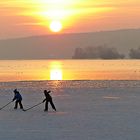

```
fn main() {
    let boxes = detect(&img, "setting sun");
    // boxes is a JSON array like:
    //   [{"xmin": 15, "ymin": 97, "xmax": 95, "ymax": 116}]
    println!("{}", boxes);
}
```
[{"xmin": 50, "ymin": 21, "xmax": 62, "ymax": 32}]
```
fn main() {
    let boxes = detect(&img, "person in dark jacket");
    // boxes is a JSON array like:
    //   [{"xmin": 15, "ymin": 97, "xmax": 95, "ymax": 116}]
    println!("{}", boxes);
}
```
[
  {"xmin": 42, "ymin": 90, "xmax": 56, "ymax": 112},
  {"xmin": 12, "ymin": 89, "xmax": 24, "ymax": 110}
]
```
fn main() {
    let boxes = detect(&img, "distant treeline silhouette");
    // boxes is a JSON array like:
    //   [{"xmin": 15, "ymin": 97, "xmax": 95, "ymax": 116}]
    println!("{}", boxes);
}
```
[
  {"xmin": 129, "ymin": 46, "xmax": 140, "ymax": 59},
  {"xmin": 72, "ymin": 46, "xmax": 125, "ymax": 59},
  {"xmin": 72, "ymin": 46, "xmax": 140, "ymax": 59}
]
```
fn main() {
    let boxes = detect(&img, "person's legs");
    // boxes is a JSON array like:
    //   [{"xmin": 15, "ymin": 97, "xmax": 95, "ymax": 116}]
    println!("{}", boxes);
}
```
[
  {"xmin": 14, "ymin": 100, "xmax": 18, "ymax": 109},
  {"xmin": 19, "ymin": 101, "xmax": 23, "ymax": 109},
  {"xmin": 50, "ymin": 100, "xmax": 56, "ymax": 111},
  {"xmin": 44, "ymin": 101, "xmax": 48, "ymax": 111}
]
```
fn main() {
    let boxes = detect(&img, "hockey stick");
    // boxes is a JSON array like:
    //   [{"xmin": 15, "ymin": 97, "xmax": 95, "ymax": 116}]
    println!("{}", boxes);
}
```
[
  {"xmin": 0, "ymin": 101, "xmax": 13, "ymax": 110},
  {"xmin": 23, "ymin": 102, "xmax": 43, "ymax": 111}
]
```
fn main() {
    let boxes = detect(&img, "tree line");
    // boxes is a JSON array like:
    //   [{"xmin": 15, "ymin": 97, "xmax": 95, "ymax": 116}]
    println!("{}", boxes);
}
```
[{"xmin": 72, "ymin": 46, "xmax": 140, "ymax": 59}]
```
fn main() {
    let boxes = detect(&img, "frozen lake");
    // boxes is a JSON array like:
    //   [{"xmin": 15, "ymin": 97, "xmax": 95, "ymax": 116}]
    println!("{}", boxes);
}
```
[{"xmin": 0, "ymin": 80, "xmax": 140, "ymax": 140}]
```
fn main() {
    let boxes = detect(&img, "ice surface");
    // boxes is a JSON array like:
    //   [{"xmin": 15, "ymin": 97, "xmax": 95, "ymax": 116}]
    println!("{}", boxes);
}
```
[{"xmin": 0, "ymin": 80, "xmax": 140, "ymax": 140}]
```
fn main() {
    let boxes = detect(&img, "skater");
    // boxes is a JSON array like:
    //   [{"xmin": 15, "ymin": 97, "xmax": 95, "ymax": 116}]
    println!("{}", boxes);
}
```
[
  {"xmin": 42, "ymin": 90, "xmax": 56, "ymax": 112},
  {"xmin": 12, "ymin": 89, "xmax": 24, "ymax": 110}
]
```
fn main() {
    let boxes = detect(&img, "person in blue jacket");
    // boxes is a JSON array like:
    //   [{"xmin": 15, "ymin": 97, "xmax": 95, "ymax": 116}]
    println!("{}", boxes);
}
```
[
  {"xmin": 42, "ymin": 90, "xmax": 56, "ymax": 112},
  {"xmin": 12, "ymin": 89, "xmax": 24, "ymax": 110}
]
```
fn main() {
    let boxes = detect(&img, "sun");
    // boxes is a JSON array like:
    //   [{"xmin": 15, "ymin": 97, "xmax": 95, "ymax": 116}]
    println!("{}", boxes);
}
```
[{"xmin": 50, "ymin": 21, "xmax": 62, "ymax": 32}]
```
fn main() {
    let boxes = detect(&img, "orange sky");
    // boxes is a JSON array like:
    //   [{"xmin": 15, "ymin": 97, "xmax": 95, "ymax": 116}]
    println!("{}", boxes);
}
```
[{"xmin": 0, "ymin": 0, "xmax": 140, "ymax": 39}]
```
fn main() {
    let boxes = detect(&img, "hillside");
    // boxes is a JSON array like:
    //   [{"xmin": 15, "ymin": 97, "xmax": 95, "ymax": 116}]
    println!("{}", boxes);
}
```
[{"xmin": 0, "ymin": 29, "xmax": 140, "ymax": 59}]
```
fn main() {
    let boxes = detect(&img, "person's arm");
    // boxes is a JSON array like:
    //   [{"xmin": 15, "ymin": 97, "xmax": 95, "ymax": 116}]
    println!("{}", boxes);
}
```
[
  {"xmin": 42, "ymin": 98, "xmax": 46, "ymax": 103},
  {"xmin": 47, "ymin": 90, "xmax": 51, "ymax": 93},
  {"xmin": 12, "ymin": 94, "xmax": 18, "ymax": 101},
  {"xmin": 12, "ymin": 96, "xmax": 16, "ymax": 101}
]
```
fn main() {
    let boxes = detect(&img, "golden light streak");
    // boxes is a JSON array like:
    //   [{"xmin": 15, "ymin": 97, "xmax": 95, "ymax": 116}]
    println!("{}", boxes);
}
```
[{"xmin": 39, "ymin": 9, "xmax": 70, "ymax": 20}]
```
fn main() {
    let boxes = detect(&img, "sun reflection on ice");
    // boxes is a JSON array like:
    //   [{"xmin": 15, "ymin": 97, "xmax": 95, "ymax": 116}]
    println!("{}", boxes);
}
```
[
  {"xmin": 50, "ymin": 69, "xmax": 62, "ymax": 80},
  {"xmin": 49, "ymin": 61, "xmax": 63, "ymax": 80}
]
